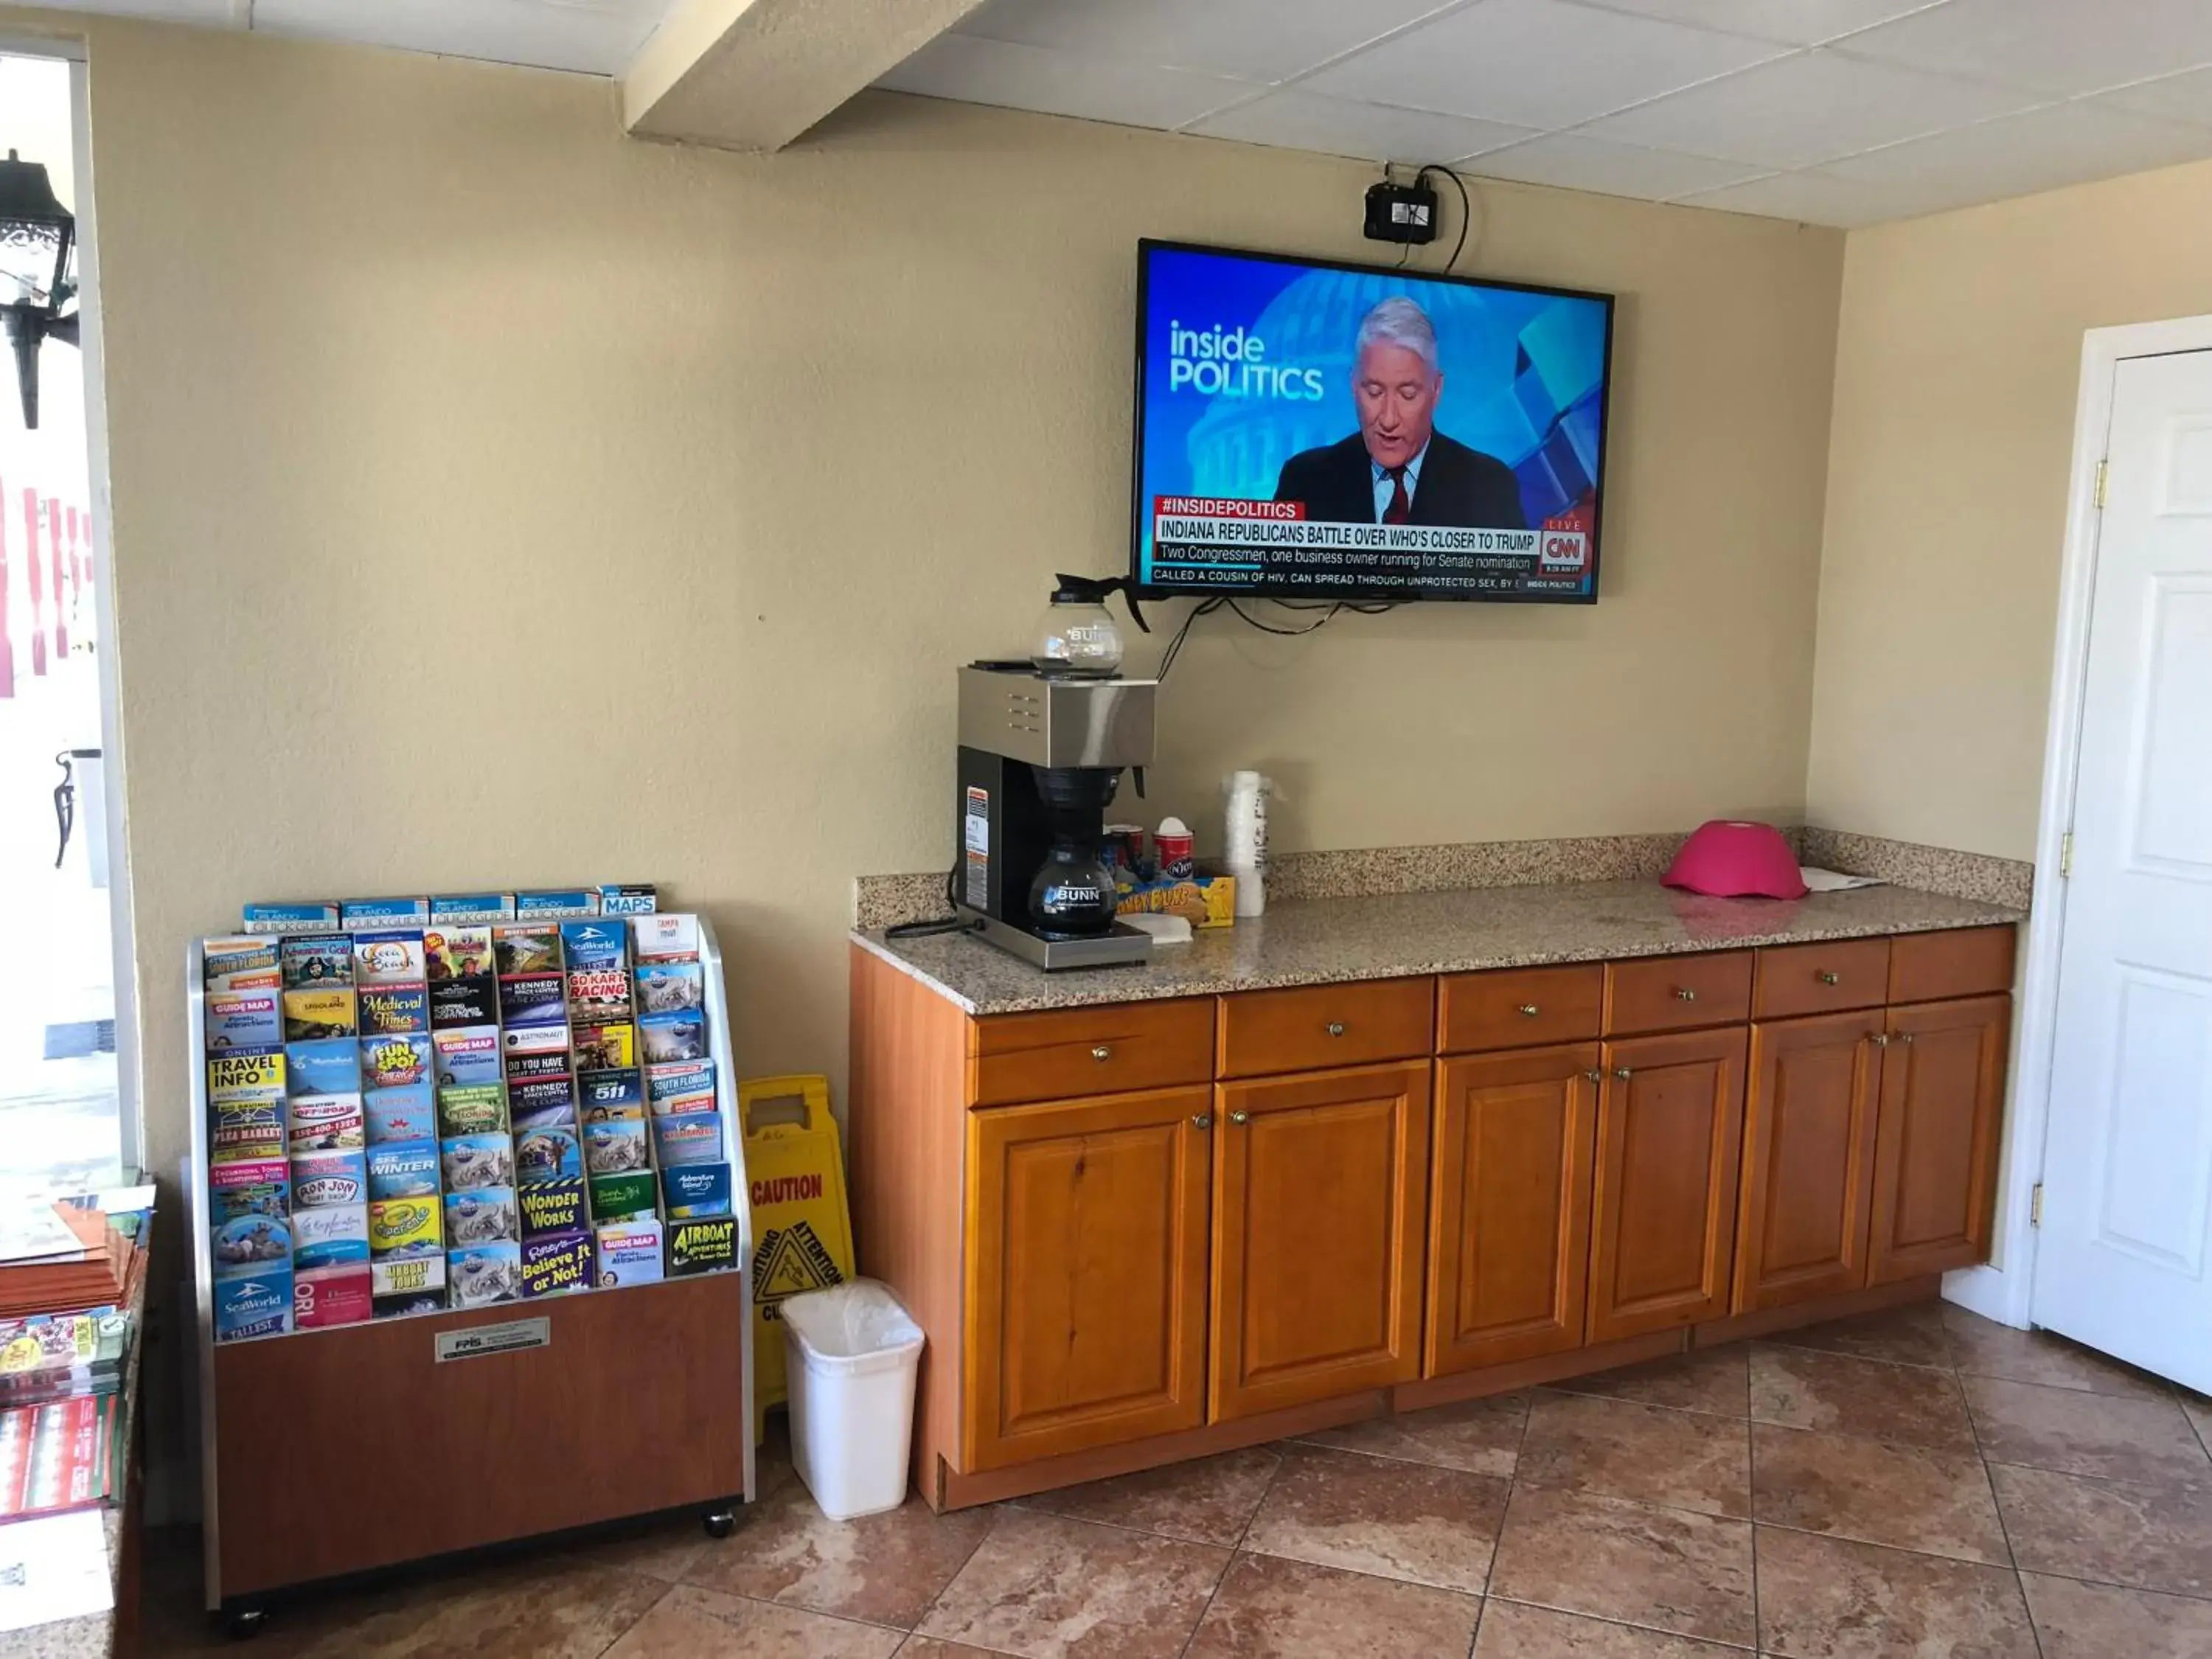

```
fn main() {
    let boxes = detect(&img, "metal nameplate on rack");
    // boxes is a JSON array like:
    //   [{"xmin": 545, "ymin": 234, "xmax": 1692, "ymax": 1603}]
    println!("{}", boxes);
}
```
[{"xmin": 434, "ymin": 1318, "xmax": 551, "ymax": 1363}]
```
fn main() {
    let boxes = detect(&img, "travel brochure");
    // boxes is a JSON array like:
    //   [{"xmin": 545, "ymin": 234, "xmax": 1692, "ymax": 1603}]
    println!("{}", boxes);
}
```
[{"xmin": 203, "ymin": 888, "xmax": 737, "ymax": 1340}]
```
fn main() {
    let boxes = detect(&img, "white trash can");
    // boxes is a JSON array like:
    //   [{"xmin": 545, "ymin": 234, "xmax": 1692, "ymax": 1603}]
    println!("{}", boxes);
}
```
[{"xmin": 779, "ymin": 1278, "xmax": 925, "ymax": 1520}]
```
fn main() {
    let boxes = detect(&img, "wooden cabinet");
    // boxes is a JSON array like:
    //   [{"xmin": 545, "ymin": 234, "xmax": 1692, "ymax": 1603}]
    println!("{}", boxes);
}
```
[
  {"xmin": 1211, "ymin": 1061, "xmax": 1430, "ymax": 1420},
  {"xmin": 1587, "ymin": 1027, "xmax": 1747, "ymax": 1341},
  {"xmin": 1734, "ymin": 1012, "xmax": 1885, "ymax": 1312},
  {"xmin": 971, "ymin": 999, "xmax": 1214, "ymax": 1107},
  {"xmin": 1427, "ymin": 1044, "xmax": 1600, "ymax": 1376},
  {"xmin": 963, "ymin": 1086, "xmax": 1212, "ymax": 1472},
  {"xmin": 1604, "ymin": 951, "xmax": 1753, "ymax": 1035},
  {"xmin": 1217, "ymin": 978, "xmax": 1435, "ymax": 1078},
  {"xmin": 1868, "ymin": 995, "xmax": 2011, "ymax": 1285}
]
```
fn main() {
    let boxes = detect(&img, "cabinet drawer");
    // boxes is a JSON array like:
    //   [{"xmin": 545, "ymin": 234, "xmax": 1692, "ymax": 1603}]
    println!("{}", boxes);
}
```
[
  {"xmin": 1217, "ymin": 978, "xmax": 1435, "ymax": 1079},
  {"xmin": 1439, "ymin": 964, "xmax": 1604, "ymax": 1054},
  {"xmin": 971, "ymin": 999, "xmax": 1214, "ymax": 1107},
  {"xmin": 1888, "ymin": 927, "xmax": 2016, "ymax": 1006},
  {"xmin": 1753, "ymin": 938, "xmax": 1892, "ymax": 1020},
  {"xmin": 1604, "ymin": 951, "xmax": 1753, "ymax": 1035}
]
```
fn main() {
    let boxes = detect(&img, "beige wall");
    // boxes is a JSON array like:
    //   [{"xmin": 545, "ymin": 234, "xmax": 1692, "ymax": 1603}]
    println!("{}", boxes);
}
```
[
  {"xmin": 1, "ymin": 15, "xmax": 1842, "ymax": 1214},
  {"xmin": 1808, "ymin": 156, "xmax": 2212, "ymax": 861}
]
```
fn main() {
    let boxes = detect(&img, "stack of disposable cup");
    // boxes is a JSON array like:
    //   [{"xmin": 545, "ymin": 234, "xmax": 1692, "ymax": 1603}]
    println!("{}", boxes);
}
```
[{"xmin": 1224, "ymin": 771, "xmax": 1269, "ymax": 919}]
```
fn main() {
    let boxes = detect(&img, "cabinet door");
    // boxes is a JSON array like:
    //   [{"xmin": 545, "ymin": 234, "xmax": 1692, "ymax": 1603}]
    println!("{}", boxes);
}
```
[
  {"xmin": 964, "ymin": 1086, "xmax": 1212, "ymax": 1472},
  {"xmin": 1587, "ymin": 1027, "xmax": 1747, "ymax": 1342},
  {"xmin": 1212, "ymin": 1061, "xmax": 1430, "ymax": 1421},
  {"xmin": 1868, "ymin": 995, "xmax": 2011, "ymax": 1286},
  {"xmin": 1428, "ymin": 1045, "xmax": 1601, "ymax": 1377},
  {"xmin": 1734, "ymin": 1012, "xmax": 1885, "ymax": 1313}
]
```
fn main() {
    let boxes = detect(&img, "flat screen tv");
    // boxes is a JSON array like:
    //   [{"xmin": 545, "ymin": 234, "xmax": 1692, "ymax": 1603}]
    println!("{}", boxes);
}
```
[{"xmin": 1130, "ymin": 240, "xmax": 1615, "ymax": 603}]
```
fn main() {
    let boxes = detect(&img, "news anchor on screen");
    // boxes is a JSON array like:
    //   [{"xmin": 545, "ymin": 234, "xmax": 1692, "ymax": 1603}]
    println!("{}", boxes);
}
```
[{"xmin": 1273, "ymin": 296, "xmax": 1526, "ymax": 530}]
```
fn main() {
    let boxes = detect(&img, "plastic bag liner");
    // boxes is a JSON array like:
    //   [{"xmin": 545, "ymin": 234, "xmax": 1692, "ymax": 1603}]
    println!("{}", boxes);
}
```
[{"xmin": 779, "ymin": 1278, "xmax": 924, "ymax": 1374}]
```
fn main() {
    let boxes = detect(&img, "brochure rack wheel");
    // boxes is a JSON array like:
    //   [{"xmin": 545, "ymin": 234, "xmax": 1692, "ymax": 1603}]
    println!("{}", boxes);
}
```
[{"xmin": 188, "ymin": 916, "xmax": 757, "ymax": 1613}]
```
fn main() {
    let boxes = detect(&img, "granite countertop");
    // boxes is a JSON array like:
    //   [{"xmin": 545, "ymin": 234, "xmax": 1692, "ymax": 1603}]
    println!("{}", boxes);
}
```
[{"xmin": 854, "ymin": 878, "xmax": 2025, "ymax": 1015}]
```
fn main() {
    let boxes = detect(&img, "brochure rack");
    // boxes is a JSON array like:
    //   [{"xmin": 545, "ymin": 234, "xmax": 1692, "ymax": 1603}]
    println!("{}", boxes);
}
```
[{"xmin": 187, "ymin": 917, "xmax": 756, "ymax": 1630}]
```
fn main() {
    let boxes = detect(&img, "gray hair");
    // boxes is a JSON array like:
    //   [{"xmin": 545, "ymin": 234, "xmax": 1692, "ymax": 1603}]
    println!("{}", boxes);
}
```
[{"xmin": 1354, "ymin": 296, "xmax": 1438, "ymax": 375}]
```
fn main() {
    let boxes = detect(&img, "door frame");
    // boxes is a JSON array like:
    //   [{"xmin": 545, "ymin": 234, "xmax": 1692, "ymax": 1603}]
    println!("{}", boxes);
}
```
[{"xmin": 1972, "ymin": 313, "xmax": 2212, "ymax": 1331}]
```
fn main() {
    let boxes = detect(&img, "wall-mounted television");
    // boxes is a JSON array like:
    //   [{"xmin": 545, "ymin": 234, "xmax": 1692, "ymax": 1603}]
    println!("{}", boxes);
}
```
[{"xmin": 1130, "ymin": 240, "xmax": 1615, "ymax": 603}]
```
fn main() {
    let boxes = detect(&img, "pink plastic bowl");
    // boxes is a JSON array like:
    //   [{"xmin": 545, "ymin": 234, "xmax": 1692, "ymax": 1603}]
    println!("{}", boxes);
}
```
[{"xmin": 1662, "ymin": 820, "xmax": 1807, "ymax": 900}]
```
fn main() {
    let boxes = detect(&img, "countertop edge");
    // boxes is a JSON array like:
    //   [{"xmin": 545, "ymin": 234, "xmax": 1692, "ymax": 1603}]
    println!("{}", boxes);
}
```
[{"xmin": 850, "ymin": 931, "xmax": 985, "ymax": 1015}]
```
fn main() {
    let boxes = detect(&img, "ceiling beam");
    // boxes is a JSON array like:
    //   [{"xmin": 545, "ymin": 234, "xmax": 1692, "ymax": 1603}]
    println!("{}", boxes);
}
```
[{"xmin": 624, "ymin": 0, "xmax": 985, "ymax": 152}]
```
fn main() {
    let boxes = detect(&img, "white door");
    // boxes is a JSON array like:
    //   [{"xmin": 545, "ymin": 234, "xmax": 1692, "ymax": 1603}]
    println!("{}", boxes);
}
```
[{"xmin": 2034, "ymin": 349, "xmax": 2212, "ymax": 1391}]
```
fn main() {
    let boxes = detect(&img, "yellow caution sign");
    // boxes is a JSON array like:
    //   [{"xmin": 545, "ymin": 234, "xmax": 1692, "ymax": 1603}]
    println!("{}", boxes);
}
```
[{"xmin": 737, "ymin": 1074, "xmax": 855, "ymax": 1440}]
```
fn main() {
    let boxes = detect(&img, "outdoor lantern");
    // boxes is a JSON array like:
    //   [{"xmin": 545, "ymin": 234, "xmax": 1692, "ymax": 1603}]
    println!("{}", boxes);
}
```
[{"xmin": 0, "ymin": 148, "xmax": 79, "ymax": 431}]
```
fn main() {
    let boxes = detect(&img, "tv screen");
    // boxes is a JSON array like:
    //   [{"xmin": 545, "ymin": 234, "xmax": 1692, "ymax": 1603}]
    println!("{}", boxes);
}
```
[{"xmin": 1130, "ymin": 240, "xmax": 1614, "ymax": 603}]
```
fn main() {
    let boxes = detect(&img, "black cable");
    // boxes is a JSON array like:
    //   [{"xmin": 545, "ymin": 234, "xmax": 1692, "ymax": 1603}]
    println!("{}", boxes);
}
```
[
  {"xmin": 1155, "ymin": 595, "xmax": 1223, "ymax": 684},
  {"xmin": 1419, "ymin": 165, "xmax": 1475, "ymax": 273}
]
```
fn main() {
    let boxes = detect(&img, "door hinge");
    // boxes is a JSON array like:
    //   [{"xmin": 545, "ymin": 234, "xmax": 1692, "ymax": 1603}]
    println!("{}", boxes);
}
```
[
  {"xmin": 2030, "ymin": 1183, "xmax": 2044, "ymax": 1228},
  {"xmin": 2094, "ymin": 460, "xmax": 2108, "ymax": 509},
  {"xmin": 2059, "ymin": 832, "xmax": 2073, "ymax": 879}
]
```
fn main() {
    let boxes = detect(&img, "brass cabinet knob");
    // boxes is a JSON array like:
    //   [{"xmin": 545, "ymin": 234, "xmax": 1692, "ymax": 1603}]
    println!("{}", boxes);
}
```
[
  {"xmin": 1192, "ymin": 1113, "xmax": 1213, "ymax": 1130},
  {"xmin": 1518, "ymin": 1004, "xmax": 1540, "ymax": 1017},
  {"xmin": 1325, "ymin": 1021, "xmax": 1346, "ymax": 1037},
  {"xmin": 1674, "ymin": 987, "xmax": 1697, "ymax": 1001},
  {"xmin": 1818, "ymin": 970, "xmax": 1841, "ymax": 985},
  {"xmin": 1091, "ymin": 1045, "xmax": 1112, "ymax": 1061},
  {"xmin": 1585, "ymin": 1069, "xmax": 1604, "ymax": 1083},
  {"xmin": 1870, "ymin": 1033, "xmax": 1890, "ymax": 1046},
  {"xmin": 1899, "ymin": 1032, "xmax": 1916, "ymax": 1046},
  {"xmin": 1229, "ymin": 1110, "xmax": 1251, "ymax": 1125},
  {"xmin": 1613, "ymin": 1067, "xmax": 1633, "ymax": 1079}
]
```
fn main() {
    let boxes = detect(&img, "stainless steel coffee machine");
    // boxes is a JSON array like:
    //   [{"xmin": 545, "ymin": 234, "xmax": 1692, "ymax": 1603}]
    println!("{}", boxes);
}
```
[{"xmin": 954, "ymin": 665, "xmax": 1155, "ymax": 970}]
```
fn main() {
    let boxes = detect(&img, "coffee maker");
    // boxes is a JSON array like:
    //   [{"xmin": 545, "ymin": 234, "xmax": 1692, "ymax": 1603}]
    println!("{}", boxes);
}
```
[{"xmin": 954, "ymin": 664, "xmax": 1155, "ymax": 970}]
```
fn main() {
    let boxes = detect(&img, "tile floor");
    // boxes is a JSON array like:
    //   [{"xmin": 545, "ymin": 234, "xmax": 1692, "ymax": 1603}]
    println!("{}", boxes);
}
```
[{"xmin": 142, "ymin": 1301, "xmax": 2212, "ymax": 1658}]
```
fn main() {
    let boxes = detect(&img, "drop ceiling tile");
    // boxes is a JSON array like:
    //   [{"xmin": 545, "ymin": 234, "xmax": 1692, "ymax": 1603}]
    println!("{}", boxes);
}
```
[
  {"xmin": 1671, "ymin": 165, "xmax": 1902, "ymax": 224},
  {"xmin": 1190, "ymin": 88, "xmax": 1534, "ymax": 164},
  {"xmin": 1823, "ymin": 99, "xmax": 2212, "ymax": 218},
  {"xmin": 877, "ymin": 32, "xmax": 1256, "ymax": 131},
  {"xmin": 1838, "ymin": 0, "xmax": 2212, "ymax": 98},
  {"xmin": 1581, "ymin": 46, "xmax": 2040, "ymax": 169},
  {"xmin": 1303, "ymin": 0, "xmax": 1789, "ymax": 131},
  {"xmin": 953, "ymin": 0, "xmax": 1466, "ymax": 83},
  {"xmin": 252, "ymin": 0, "xmax": 661, "ymax": 75},
  {"xmin": 1562, "ymin": 0, "xmax": 1946, "ymax": 46},
  {"xmin": 2096, "ymin": 66, "xmax": 2212, "ymax": 131},
  {"xmin": 1469, "ymin": 132, "xmax": 1770, "ymax": 200}
]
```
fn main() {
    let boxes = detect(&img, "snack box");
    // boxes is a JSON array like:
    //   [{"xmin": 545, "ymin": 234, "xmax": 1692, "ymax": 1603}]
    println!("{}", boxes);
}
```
[
  {"xmin": 207, "ymin": 1050, "xmax": 285, "ymax": 1107},
  {"xmin": 572, "ymin": 1023, "xmax": 635, "ymax": 1072},
  {"xmin": 629, "ymin": 914, "xmax": 698, "ymax": 961},
  {"xmin": 515, "ymin": 1126, "xmax": 582, "ymax": 1186},
  {"xmin": 582, "ymin": 1119, "xmax": 649, "ymax": 1178},
  {"xmin": 595, "ymin": 1220, "xmax": 664, "ymax": 1288},
  {"xmin": 437, "ymin": 1082, "xmax": 509, "ymax": 1138},
  {"xmin": 492, "ymin": 925, "xmax": 562, "ymax": 977},
  {"xmin": 517, "ymin": 1178, "xmax": 587, "ymax": 1237},
  {"xmin": 352, "ymin": 929, "xmax": 427, "ymax": 987},
  {"xmin": 341, "ymin": 897, "xmax": 430, "ymax": 929},
  {"xmin": 597, "ymin": 884, "xmax": 657, "ymax": 916},
  {"xmin": 588, "ymin": 1169, "xmax": 656, "ymax": 1223},
  {"xmin": 639, "ymin": 1011, "xmax": 706, "ymax": 1065},
  {"xmin": 1116, "ymin": 872, "xmax": 1237, "ymax": 929},
  {"xmin": 428, "ymin": 975, "xmax": 497, "ymax": 1031},
  {"xmin": 358, "ymin": 985, "xmax": 428, "ymax": 1037},
  {"xmin": 293, "ymin": 1263, "xmax": 372, "ymax": 1329},
  {"xmin": 215, "ymin": 1268, "xmax": 293, "ymax": 1340},
  {"xmin": 498, "ymin": 974, "xmax": 566, "ymax": 1029},
  {"xmin": 501, "ymin": 1023, "xmax": 571, "ymax": 1059},
  {"xmin": 444, "ymin": 1186, "xmax": 518, "ymax": 1246},
  {"xmin": 204, "ymin": 936, "xmax": 281, "ymax": 992},
  {"xmin": 520, "ymin": 1228, "xmax": 594, "ymax": 1298},
  {"xmin": 448, "ymin": 1242, "xmax": 521, "ymax": 1308},
  {"xmin": 367, "ymin": 1197, "xmax": 442, "ymax": 1259},
  {"xmin": 363, "ymin": 1085, "xmax": 436, "ymax": 1145},
  {"xmin": 279, "ymin": 933, "xmax": 353, "ymax": 989},
  {"xmin": 667, "ymin": 1215, "xmax": 738, "ymax": 1277},
  {"xmin": 515, "ymin": 889, "xmax": 598, "ymax": 920},
  {"xmin": 424, "ymin": 925, "xmax": 494, "ymax": 981},
  {"xmin": 212, "ymin": 1213, "xmax": 291, "ymax": 1276},
  {"xmin": 290, "ymin": 1149, "xmax": 369, "ymax": 1210},
  {"xmin": 286, "ymin": 1092, "xmax": 365, "ymax": 1152},
  {"xmin": 206, "ymin": 990, "xmax": 282, "ymax": 1051},
  {"xmin": 285, "ymin": 1037, "xmax": 361, "ymax": 1097},
  {"xmin": 209, "ymin": 1102, "xmax": 285, "ymax": 1164},
  {"xmin": 508, "ymin": 1076, "xmax": 576, "ymax": 1131},
  {"xmin": 646, "ymin": 1060, "xmax": 715, "ymax": 1117},
  {"xmin": 369, "ymin": 1253, "xmax": 445, "ymax": 1302},
  {"xmin": 291, "ymin": 1203, "xmax": 370, "ymax": 1270},
  {"xmin": 577, "ymin": 1068, "xmax": 643, "ymax": 1121},
  {"xmin": 634, "ymin": 960, "xmax": 703, "ymax": 1015},
  {"xmin": 660, "ymin": 1161, "xmax": 732, "ymax": 1220},
  {"xmin": 208, "ymin": 1157, "xmax": 290, "ymax": 1225},
  {"xmin": 442, "ymin": 1132, "xmax": 515, "ymax": 1192},
  {"xmin": 366, "ymin": 1138, "xmax": 440, "ymax": 1201},
  {"xmin": 242, "ymin": 901, "xmax": 339, "ymax": 936},
  {"xmin": 282, "ymin": 987, "xmax": 356, "ymax": 1041},
  {"xmin": 430, "ymin": 894, "xmax": 515, "ymax": 925},
  {"xmin": 432, "ymin": 1026, "xmax": 503, "ymax": 1088},
  {"xmin": 653, "ymin": 1110, "xmax": 723, "ymax": 1168}
]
